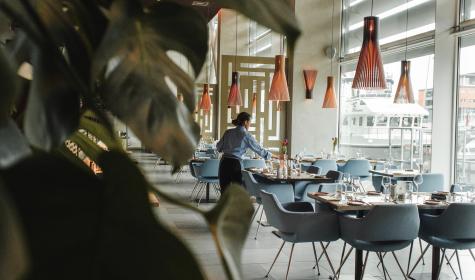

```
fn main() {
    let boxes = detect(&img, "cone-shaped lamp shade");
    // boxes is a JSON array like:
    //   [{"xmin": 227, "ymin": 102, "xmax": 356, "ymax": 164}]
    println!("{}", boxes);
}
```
[
  {"xmin": 227, "ymin": 72, "xmax": 243, "ymax": 106},
  {"xmin": 323, "ymin": 76, "xmax": 337, "ymax": 108},
  {"xmin": 252, "ymin": 92, "xmax": 257, "ymax": 113},
  {"xmin": 199, "ymin": 84, "xmax": 212, "ymax": 112},
  {"xmin": 352, "ymin": 16, "xmax": 386, "ymax": 90},
  {"xmin": 393, "ymin": 60, "xmax": 415, "ymax": 104},
  {"xmin": 303, "ymin": 69, "xmax": 318, "ymax": 99},
  {"xmin": 269, "ymin": 55, "xmax": 290, "ymax": 101}
]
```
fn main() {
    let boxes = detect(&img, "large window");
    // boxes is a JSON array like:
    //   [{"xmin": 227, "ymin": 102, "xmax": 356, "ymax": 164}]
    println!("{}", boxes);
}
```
[
  {"xmin": 462, "ymin": 0, "xmax": 475, "ymax": 22},
  {"xmin": 455, "ymin": 35, "xmax": 475, "ymax": 184},
  {"xmin": 339, "ymin": 0, "xmax": 435, "ymax": 171}
]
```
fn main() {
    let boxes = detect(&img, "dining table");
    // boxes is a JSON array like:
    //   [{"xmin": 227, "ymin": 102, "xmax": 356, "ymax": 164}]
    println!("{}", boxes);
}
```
[
  {"xmin": 369, "ymin": 169, "xmax": 420, "ymax": 181},
  {"xmin": 247, "ymin": 168, "xmax": 334, "ymax": 185},
  {"xmin": 308, "ymin": 191, "xmax": 471, "ymax": 280}
]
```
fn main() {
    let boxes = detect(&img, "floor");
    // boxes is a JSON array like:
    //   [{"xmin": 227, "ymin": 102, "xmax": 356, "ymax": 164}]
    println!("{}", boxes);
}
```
[{"xmin": 133, "ymin": 151, "xmax": 474, "ymax": 280}]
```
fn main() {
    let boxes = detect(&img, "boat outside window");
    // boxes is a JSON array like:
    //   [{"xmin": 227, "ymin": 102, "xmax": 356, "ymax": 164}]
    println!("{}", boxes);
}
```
[{"xmin": 402, "ymin": 117, "xmax": 413, "ymax": 127}]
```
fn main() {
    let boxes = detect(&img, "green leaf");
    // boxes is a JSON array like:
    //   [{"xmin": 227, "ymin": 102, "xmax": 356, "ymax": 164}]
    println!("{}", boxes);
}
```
[
  {"xmin": 0, "ymin": 48, "xmax": 18, "ymax": 123},
  {"xmin": 23, "ymin": 50, "xmax": 80, "ymax": 150},
  {"xmin": 79, "ymin": 110, "xmax": 122, "ymax": 151},
  {"xmin": 215, "ymin": 0, "xmax": 301, "ymax": 48},
  {"xmin": 94, "ymin": 0, "xmax": 207, "ymax": 167},
  {"xmin": 0, "ymin": 180, "xmax": 29, "ymax": 280},
  {"xmin": 0, "ymin": 120, "xmax": 32, "ymax": 168},
  {"xmin": 97, "ymin": 151, "xmax": 206, "ymax": 280},
  {"xmin": 204, "ymin": 185, "xmax": 254, "ymax": 280}
]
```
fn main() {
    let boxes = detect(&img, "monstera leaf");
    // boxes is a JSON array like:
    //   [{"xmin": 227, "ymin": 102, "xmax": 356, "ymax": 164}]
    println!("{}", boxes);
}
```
[
  {"xmin": 0, "ymin": 181, "xmax": 28, "ymax": 280},
  {"xmin": 93, "ymin": 0, "xmax": 207, "ymax": 168},
  {"xmin": 215, "ymin": 0, "xmax": 300, "ymax": 48}
]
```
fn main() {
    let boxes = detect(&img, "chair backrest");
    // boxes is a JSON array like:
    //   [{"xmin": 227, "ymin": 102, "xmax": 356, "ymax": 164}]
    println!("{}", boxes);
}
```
[
  {"xmin": 318, "ymin": 183, "xmax": 339, "ymax": 193},
  {"xmin": 199, "ymin": 159, "xmax": 220, "ymax": 178},
  {"xmin": 339, "ymin": 159, "xmax": 371, "ymax": 178},
  {"xmin": 433, "ymin": 203, "xmax": 475, "ymax": 240},
  {"xmin": 372, "ymin": 175, "xmax": 383, "ymax": 192},
  {"xmin": 355, "ymin": 205, "xmax": 419, "ymax": 242},
  {"xmin": 261, "ymin": 184, "xmax": 295, "ymax": 204},
  {"xmin": 417, "ymin": 173, "xmax": 444, "ymax": 192},
  {"xmin": 242, "ymin": 159, "xmax": 266, "ymax": 169},
  {"xmin": 325, "ymin": 170, "xmax": 343, "ymax": 182},
  {"xmin": 241, "ymin": 170, "xmax": 260, "ymax": 197},
  {"xmin": 312, "ymin": 160, "xmax": 338, "ymax": 174},
  {"xmin": 307, "ymin": 166, "xmax": 321, "ymax": 175},
  {"xmin": 260, "ymin": 191, "xmax": 289, "ymax": 231}
]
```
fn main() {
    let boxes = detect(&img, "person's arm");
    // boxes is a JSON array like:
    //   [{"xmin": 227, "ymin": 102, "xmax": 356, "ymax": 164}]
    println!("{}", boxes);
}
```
[
  {"xmin": 243, "ymin": 133, "xmax": 272, "ymax": 160},
  {"xmin": 216, "ymin": 131, "xmax": 225, "ymax": 152}
]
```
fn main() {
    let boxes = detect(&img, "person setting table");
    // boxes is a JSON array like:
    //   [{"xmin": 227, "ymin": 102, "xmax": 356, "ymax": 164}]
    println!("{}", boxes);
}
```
[{"xmin": 216, "ymin": 112, "xmax": 277, "ymax": 193}]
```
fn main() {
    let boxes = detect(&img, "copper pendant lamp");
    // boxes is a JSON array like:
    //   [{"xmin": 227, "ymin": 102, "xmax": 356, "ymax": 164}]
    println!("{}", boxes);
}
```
[
  {"xmin": 199, "ymin": 84, "xmax": 212, "ymax": 112},
  {"xmin": 394, "ymin": 60, "xmax": 414, "ymax": 103},
  {"xmin": 323, "ymin": 0, "xmax": 337, "ymax": 109},
  {"xmin": 269, "ymin": 54, "xmax": 290, "ymax": 102},
  {"xmin": 251, "ymin": 92, "xmax": 257, "ymax": 113},
  {"xmin": 303, "ymin": 69, "xmax": 318, "ymax": 99},
  {"xmin": 323, "ymin": 76, "xmax": 337, "ymax": 108},
  {"xmin": 351, "ymin": 16, "xmax": 386, "ymax": 90}
]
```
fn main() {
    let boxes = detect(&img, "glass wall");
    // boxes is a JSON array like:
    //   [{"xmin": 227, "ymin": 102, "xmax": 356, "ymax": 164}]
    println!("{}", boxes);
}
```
[
  {"xmin": 462, "ymin": 0, "xmax": 475, "ymax": 21},
  {"xmin": 339, "ymin": 0, "xmax": 435, "ymax": 171},
  {"xmin": 455, "ymin": 35, "xmax": 475, "ymax": 183}
]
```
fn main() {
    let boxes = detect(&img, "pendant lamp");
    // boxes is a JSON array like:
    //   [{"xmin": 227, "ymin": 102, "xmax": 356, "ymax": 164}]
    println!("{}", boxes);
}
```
[
  {"xmin": 323, "ymin": 76, "xmax": 337, "ymax": 108},
  {"xmin": 394, "ymin": 60, "xmax": 414, "ymax": 103},
  {"xmin": 394, "ymin": 0, "xmax": 414, "ymax": 104},
  {"xmin": 269, "ymin": 54, "xmax": 290, "ymax": 102},
  {"xmin": 227, "ymin": 14, "xmax": 242, "ymax": 108},
  {"xmin": 303, "ymin": 69, "xmax": 318, "ymax": 99},
  {"xmin": 199, "ymin": 84, "xmax": 212, "ymax": 112},
  {"xmin": 323, "ymin": 0, "xmax": 337, "ymax": 109},
  {"xmin": 227, "ymin": 72, "xmax": 242, "ymax": 106},
  {"xmin": 251, "ymin": 92, "xmax": 257, "ymax": 113},
  {"xmin": 351, "ymin": 16, "xmax": 386, "ymax": 90}
]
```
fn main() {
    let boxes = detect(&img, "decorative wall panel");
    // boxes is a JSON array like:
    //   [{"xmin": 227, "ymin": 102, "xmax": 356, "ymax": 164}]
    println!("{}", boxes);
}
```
[{"xmin": 220, "ymin": 55, "xmax": 286, "ymax": 151}]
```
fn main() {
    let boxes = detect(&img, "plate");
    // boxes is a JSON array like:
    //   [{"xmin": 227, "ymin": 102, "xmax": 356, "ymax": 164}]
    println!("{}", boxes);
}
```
[
  {"xmin": 348, "ymin": 201, "xmax": 365, "ymax": 206},
  {"xmin": 424, "ymin": 200, "xmax": 441, "ymax": 205},
  {"xmin": 310, "ymin": 192, "xmax": 329, "ymax": 196},
  {"xmin": 367, "ymin": 191, "xmax": 381, "ymax": 196}
]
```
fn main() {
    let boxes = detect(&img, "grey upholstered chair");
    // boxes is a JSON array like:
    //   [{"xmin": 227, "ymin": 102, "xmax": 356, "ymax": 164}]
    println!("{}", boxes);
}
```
[
  {"xmin": 312, "ymin": 159, "xmax": 338, "ymax": 175},
  {"xmin": 408, "ymin": 203, "xmax": 475, "ymax": 279},
  {"xmin": 415, "ymin": 173, "xmax": 444, "ymax": 192},
  {"xmin": 242, "ymin": 159, "xmax": 266, "ymax": 169},
  {"xmin": 335, "ymin": 205, "xmax": 420, "ymax": 280},
  {"xmin": 193, "ymin": 159, "xmax": 220, "ymax": 205},
  {"xmin": 338, "ymin": 159, "xmax": 371, "ymax": 180},
  {"xmin": 307, "ymin": 165, "xmax": 321, "ymax": 175},
  {"xmin": 241, "ymin": 170, "xmax": 294, "ymax": 239},
  {"xmin": 261, "ymin": 190, "xmax": 340, "ymax": 280},
  {"xmin": 326, "ymin": 170, "xmax": 343, "ymax": 182}
]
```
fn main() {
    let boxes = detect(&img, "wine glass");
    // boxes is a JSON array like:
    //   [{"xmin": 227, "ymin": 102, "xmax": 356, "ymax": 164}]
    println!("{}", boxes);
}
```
[{"xmin": 381, "ymin": 176, "xmax": 391, "ymax": 202}]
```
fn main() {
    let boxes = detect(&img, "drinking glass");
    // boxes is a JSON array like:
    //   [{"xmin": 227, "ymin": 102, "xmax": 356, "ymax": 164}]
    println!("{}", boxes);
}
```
[{"xmin": 381, "ymin": 176, "xmax": 391, "ymax": 202}]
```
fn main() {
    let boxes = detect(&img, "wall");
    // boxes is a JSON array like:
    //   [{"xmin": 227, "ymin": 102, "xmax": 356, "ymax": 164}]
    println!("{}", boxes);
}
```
[{"xmin": 289, "ymin": 0, "xmax": 341, "ymax": 156}]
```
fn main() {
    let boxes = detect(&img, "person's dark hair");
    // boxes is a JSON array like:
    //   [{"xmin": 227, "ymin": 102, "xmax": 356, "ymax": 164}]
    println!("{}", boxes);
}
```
[{"xmin": 232, "ymin": 112, "xmax": 251, "ymax": 126}]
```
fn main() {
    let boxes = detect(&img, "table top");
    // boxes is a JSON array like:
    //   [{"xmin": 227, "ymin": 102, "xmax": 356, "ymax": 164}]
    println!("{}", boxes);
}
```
[
  {"xmin": 308, "ymin": 191, "xmax": 471, "ymax": 212},
  {"xmin": 248, "ymin": 169, "xmax": 334, "ymax": 183},
  {"xmin": 368, "ymin": 169, "xmax": 419, "ymax": 178}
]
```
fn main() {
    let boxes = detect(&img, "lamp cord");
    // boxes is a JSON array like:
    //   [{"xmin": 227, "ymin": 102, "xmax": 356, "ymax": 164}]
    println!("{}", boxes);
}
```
[
  {"xmin": 405, "ymin": 0, "xmax": 409, "ymax": 60},
  {"xmin": 234, "ymin": 13, "xmax": 237, "ymax": 71},
  {"xmin": 371, "ymin": 0, "xmax": 374, "ymax": 16},
  {"xmin": 330, "ymin": 0, "xmax": 335, "ymax": 74}
]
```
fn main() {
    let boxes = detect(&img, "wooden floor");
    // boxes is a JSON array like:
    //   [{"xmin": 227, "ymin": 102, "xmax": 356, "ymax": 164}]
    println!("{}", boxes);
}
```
[{"xmin": 133, "ymin": 151, "xmax": 474, "ymax": 280}]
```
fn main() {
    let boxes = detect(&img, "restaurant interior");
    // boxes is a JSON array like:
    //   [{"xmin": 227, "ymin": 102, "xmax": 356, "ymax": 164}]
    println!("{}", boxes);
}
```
[{"xmin": 2, "ymin": 0, "xmax": 475, "ymax": 280}]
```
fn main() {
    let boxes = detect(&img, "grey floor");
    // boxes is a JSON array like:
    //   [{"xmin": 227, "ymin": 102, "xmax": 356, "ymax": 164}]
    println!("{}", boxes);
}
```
[{"xmin": 133, "ymin": 151, "xmax": 474, "ymax": 280}]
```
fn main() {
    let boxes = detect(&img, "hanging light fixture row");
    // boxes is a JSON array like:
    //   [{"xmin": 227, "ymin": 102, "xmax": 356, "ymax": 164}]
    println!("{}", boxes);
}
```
[{"xmin": 303, "ymin": 69, "xmax": 318, "ymax": 99}]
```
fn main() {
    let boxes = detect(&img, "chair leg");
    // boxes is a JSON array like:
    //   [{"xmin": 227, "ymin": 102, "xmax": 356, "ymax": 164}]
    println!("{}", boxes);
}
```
[
  {"xmin": 265, "ymin": 241, "xmax": 285, "ymax": 278},
  {"xmin": 250, "ymin": 204, "xmax": 262, "ymax": 223},
  {"xmin": 332, "ymin": 245, "xmax": 353, "ymax": 280},
  {"xmin": 333, "ymin": 242, "xmax": 348, "ymax": 280},
  {"xmin": 312, "ymin": 242, "xmax": 321, "ymax": 276},
  {"xmin": 313, "ymin": 242, "xmax": 330, "ymax": 269},
  {"xmin": 189, "ymin": 182, "xmax": 200, "ymax": 201},
  {"xmin": 408, "ymin": 244, "xmax": 430, "ymax": 277},
  {"xmin": 444, "ymin": 252, "xmax": 459, "ymax": 279},
  {"xmin": 254, "ymin": 209, "xmax": 264, "ymax": 240},
  {"xmin": 406, "ymin": 241, "xmax": 414, "ymax": 275},
  {"xmin": 391, "ymin": 251, "xmax": 408, "ymax": 280},
  {"xmin": 285, "ymin": 243, "xmax": 295, "ymax": 280},
  {"xmin": 320, "ymin": 241, "xmax": 336, "ymax": 276},
  {"xmin": 435, "ymin": 249, "xmax": 446, "ymax": 280},
  {"xmin": 455, "ymin": 250, "xmax": 464, "ymax": 280},
  {"xmin": 419, "ymin": 238, "xmax": 426, "ymax": 265},
  {"xmin": 360, "ymin": 251, "xmax": 369, "ymax": 280},
  {"xmin": 470, "ymin": 249, "xmax": 475, "ymax": 263},
  {"xmin": 377, "ymin": 252, "xmax": 389, "ymax": 280}
]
